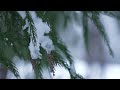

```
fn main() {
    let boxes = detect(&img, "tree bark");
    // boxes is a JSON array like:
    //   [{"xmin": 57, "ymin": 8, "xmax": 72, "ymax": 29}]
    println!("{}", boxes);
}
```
[{"xmin": 85, "ymin": 19, "xmax": 106, "ymax": 78}]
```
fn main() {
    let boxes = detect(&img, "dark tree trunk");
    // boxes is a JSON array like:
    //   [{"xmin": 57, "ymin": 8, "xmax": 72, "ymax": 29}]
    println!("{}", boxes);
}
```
[{"xmin": 85, "ymin": 19, "xmax": 106, "ymax": 78}]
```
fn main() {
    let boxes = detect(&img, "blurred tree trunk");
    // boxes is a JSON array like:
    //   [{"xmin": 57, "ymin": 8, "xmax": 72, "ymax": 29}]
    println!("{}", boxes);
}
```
[
  {"xmin": 85, "ymin": 19, "xmax": 106, "ymax": 78},
  {"xmin": 0, "ymin": 64, "xmax": 8, "ymax": 79}
]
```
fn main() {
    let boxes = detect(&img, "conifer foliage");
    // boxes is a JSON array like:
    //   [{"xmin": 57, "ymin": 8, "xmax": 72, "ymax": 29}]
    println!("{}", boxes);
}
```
[{"xmin": 0, "ymin": 11, "xmax": 118, "ymax": 79}]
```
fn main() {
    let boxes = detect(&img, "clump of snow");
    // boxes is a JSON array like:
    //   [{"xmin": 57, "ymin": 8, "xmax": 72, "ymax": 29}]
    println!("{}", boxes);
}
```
[
  {"xmin": 5, "ymin": 38, "xmax": 8, "ymax": 41},
  {"xmin": 11, "ymin": 43, "xmax": 13, "ymax": 46},
  {"xmin": 18, "ymin": 11, "xmax": 54, "ymax": 59},
  {"xmin": 26, "ymin": 11, "xmax": 54, "ymax": 59},
  {"xmin": 18, "ymin": 11, "xmax": 56, "ymax": 60}
]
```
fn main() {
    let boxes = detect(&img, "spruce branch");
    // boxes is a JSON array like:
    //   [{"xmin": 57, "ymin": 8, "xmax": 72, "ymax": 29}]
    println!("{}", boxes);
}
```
[{"xmin": 90, "ymin": 12, "xmax": 114, "ymax": 57}]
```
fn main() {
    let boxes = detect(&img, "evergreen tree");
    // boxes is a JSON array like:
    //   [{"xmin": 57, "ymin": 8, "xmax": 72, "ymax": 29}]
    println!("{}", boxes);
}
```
[{"xmin": 0, "ymin": 11, "xmax": 118, "ymax": 79}]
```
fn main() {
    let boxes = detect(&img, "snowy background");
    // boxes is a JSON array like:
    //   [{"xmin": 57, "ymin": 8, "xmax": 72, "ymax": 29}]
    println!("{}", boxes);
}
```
[{"xmin": 6, "ymin": 11, "xmax": 120, "ymax": 79}]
